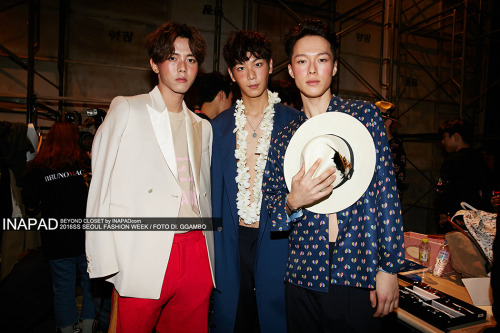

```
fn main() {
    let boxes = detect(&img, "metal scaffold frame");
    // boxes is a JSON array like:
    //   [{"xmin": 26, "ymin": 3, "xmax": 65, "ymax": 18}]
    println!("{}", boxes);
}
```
[
  {"xmin": 243, "ymin": 0, "xmax": 497, "ymax": 225},
  {"xmin": 0, "ymin": 0, "xmax": 139, "ymax": 129},
  {"xmin": 394, "ymin": 0, "xmax": 497, "ymax": 217}
]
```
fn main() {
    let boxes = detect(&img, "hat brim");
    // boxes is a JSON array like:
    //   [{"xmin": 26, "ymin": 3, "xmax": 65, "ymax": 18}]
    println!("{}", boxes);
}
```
[
  {"xmin": 381, "ymin": 113, "xmax": 402, "ymax": 128},
  {"xmin": 284, "ymin": 112, "xmax": 376, "ymax": 214},
  {"xmin": 375, "ymin": 101, "xmax": 395, "ymax": 110}
]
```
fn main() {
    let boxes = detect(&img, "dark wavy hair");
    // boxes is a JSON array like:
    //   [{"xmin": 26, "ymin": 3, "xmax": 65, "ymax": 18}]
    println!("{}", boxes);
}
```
[
  {"xmin": 439, "ymin": 118, "xmax": 474, "ymax": 144},
  {"xmin": 223, "ymin": 30, "xmax": 271, "ymax": 69},
  {"xmin": 29, "ymin": 122, "xmax": 88, "ymax": 171},
  {"xmin": 284, "ymin": 19, "xmax": 338, "ymax": 61},
  {"xmin": 198, "ymin": 72, "xmax": 233, "ymax": 104},
  {"xmin": 145, "ymin": 21, "xmax": 206, "ymax": 64}
]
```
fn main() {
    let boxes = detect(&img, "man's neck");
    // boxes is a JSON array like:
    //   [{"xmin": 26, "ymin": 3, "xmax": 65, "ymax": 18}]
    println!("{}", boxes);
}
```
[
  {"xmin": 200, "ymin": 103, "xmax": 217, "ymax": 119},
  {"xmin": 241, "ymin": 90, "xmax": 269, "ymax": 116},
  {"xmin": 455, "ymin": 141, "xmax": 470, "ymax": 152},
  {"xmin": 301, "ymin": 90, "xmax": 332, "ymax": 118},
  {"xmin": 158, "ymin": 84, "xmax": 185, "ymax": 113}
]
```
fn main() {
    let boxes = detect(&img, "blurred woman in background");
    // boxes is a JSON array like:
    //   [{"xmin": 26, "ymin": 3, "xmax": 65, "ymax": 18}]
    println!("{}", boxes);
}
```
[{"xmin": 23, "ymin": 122, "xmax": 94, "ymax": 333}]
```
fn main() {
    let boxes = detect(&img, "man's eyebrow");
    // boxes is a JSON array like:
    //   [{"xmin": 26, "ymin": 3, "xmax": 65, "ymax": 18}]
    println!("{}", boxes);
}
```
[
  {"xmin": 171, "ymin": 51, "xmax": 195, "ymax": 57},
  {"xmin": 234, "ymin": 57, "xmax": 264, "ymax": 65},
  {"xmin": 293, "ymin": 52, "xmax": 331, "ymax": 58}
]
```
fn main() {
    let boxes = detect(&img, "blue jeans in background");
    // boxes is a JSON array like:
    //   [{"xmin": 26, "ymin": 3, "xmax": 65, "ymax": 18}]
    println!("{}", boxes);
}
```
[{"xmin": 49, "ymin": 254, "xmax": 95, "ymax": 328}]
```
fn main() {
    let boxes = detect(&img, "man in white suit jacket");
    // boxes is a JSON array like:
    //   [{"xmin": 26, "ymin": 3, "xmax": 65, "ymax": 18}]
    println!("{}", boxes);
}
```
[{"xmin": 86, "ymin": 22, "xmax": 213, "ymax": 333}]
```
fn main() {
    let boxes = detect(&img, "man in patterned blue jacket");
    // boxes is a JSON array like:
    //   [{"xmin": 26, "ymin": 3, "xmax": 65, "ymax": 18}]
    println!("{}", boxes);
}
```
[{"xmin": 263, "ymin": 19, "xmax": 404, "ymax": 333}]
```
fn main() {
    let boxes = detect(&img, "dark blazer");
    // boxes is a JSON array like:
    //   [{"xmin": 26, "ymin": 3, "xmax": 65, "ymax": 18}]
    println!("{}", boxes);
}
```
[{"xmin": 210, "ymin": 103, "xmax": 298, "ymax": 333}]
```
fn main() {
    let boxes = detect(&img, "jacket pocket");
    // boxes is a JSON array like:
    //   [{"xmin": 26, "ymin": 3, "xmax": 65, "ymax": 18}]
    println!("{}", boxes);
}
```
[{"xmin": 109, "ymin": 203, "xmax": 128, "ymax": 216}]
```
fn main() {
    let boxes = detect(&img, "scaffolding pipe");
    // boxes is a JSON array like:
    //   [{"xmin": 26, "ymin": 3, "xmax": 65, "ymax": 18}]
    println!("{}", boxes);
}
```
[
  {"xmin": 389, "ymin": 0, "xmax": 397, "ymax": 103},
  {"xmin": 338, "ymin": 56, "xmax": 384, "ymax": 100},
  {"xmin": 243, "ymin": 0, "xmax": 253, "ymax": 30},
  {"xmin": 253, "ymin": 0, "xmax": 333, "ymax": 20},
  {"xmin": 57, "ymin": 0, "xmax": 67, "ymax": 114},
  {"xmin": 27, "ymin": 0, "xmax": 39, "ymax": 124},
  {"xmin": 0, "ymin": 45, "xmax": 58, "ymax": 89},
  {"xmin": 400, "ymin": 1, "xmax": 462, "ymax": 34},
  {"xmin": 0, "ymin": 0, "xmax": 28, "ymax": 13},
  {"xmin": 337, "ymin": 10, "xmax": 381, "ymax": 37},
  {"xmin": 335, "ymin": 0, "xmax": 379, "ymax": 24},
  {"xmin": 404, "ymin": 13, "xmax": 455, "ymax": 35},
  {"xmin": 402, "ymin": 187, "xmax": 435, "ymax": 215},
  {"xmin": 379, "ymin": 0, "xmax": 389, "ymax": 91},
  {"xmin": 459, "ymin": 1, "xmax": 468, "ymax": 117},
  {"xmin": 407, "ymin": 50, "xmax": 459, "ymax": 105},
  {"xmin": 213, "ymin": 0, "xmax": 223, "ymax": 72},
  {"xmin": 276, "ymin": 0, "xmax": 302, "ymax": 22},
  {"xmin": 398, "ymin": 77, "xmax": 453, "ymax": 118}
]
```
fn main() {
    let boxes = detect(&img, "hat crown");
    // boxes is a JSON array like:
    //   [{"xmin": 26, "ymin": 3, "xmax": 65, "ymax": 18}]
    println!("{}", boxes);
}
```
[{"xmin": 300, "ymin": 134, "xmax": 353, "ymax": 189}]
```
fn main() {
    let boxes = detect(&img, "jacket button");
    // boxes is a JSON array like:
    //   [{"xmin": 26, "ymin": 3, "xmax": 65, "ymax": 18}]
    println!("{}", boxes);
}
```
[{"xmin": 148, "ymin": 189, "xmax": 153, "ymax": 193}]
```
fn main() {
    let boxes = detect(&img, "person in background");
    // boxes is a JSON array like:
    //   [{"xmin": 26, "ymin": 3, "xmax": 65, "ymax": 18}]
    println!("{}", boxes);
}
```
[
  {"xmin": 195, "ymin": 71, "xmax": 234, "ymax": 120},
  {"xmin": 436, "ymin": 118, "xmax": 492, "ymax": 232},
  {"xmin": 268, "ymin": 79, "xmax": 300, "ymax": 109},
  {"xmin": 488, "ymin": 192, "xmax": 500, "ymax": 332},
  {"xmin": 23, "ymin": 122, "xmax": 94, "ymax": 333},
  {"xmin": 86, "ymin": 21, "xmax": 214, "ymax": 332},
  {"xmin": 210, "ymin": 30, "xmax": 298, "ymax": 333},
  {"xmin": 263, "ymin": 19, "xmax": 404, "ymax": 332},
  {"xmin": 375, "ymin": 101, "xmax": 407, "ymax": 200}
]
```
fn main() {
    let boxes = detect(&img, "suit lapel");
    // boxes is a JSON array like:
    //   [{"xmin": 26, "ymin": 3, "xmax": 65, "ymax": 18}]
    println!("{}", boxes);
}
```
[
  {"xmin": 147, "ymin": 87, "xmax": 178, "ymax": 180},
  {"xmin": 258, "ymin": 104, "xmax": 288, "ymax": 241},
  {"xmin": 185, "ymin": 106, "xmax": 202, "ymax": 196},
  {"xmin": 218, "ymin": 109, "xmax": 240, "ymax": 227}
]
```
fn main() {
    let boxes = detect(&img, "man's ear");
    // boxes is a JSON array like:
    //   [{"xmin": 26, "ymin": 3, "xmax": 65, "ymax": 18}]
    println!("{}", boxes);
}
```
[
  {"xmin": 269, "ymin": 58, "xmax": 273, "ymax": 74},
  {"xmin": 150, "ymin": 59, "xmax": 159, "ymax": 74},
  {"xmin": 332, "ymin": 60, "xmax": 338, "ymax": 77},
  {"xmin": 288, "ymin": 63, "xmax": 295, "ymax": 79},
  {"xmin": 227, "ymin": 68, "xmax": 236, "ymax": 82},
  {"xmin": 217, "ymin": 90, "xmax": 225, "ymax": 102},
  {"xmin": 451, "ymin": 132, "xmax": 462, "ymax": 143}
]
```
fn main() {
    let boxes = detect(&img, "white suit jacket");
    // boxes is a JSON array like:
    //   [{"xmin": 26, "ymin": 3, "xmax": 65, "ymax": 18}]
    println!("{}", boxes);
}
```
[{"xmin": 86, "ymin": 86, "xmax": 214, "ymax": 299}]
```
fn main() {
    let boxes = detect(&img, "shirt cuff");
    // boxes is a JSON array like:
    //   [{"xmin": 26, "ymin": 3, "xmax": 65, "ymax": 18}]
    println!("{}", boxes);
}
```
[
  {"xmin": 378, "ymin": 267, "xmax": 397, "ymax": 275},
  {"xmin": 286, "ymin": 208, "xmax": 303, "ymax": 222}
]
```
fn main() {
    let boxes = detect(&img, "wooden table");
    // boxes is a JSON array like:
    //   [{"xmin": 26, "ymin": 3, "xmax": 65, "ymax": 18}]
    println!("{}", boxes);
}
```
[{"xmin": 396, "ymin": 272, "xmax": 496, "ymax": 332}]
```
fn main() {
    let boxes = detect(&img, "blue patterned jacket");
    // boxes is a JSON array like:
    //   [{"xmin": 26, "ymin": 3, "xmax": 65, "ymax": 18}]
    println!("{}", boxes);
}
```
[{"xmin": 263, "ymin": 96, "xmax": 405, "ymax": 292}]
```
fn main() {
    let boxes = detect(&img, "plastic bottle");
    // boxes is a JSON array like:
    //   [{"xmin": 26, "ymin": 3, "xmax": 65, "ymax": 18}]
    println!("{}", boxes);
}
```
[
  {"xmin": 419, "ymin": 238, "xmax": 431, "ymax": 267},
  {"xmin": 433, "ymin": 241, "xmax": 450, "ymax": 277}
]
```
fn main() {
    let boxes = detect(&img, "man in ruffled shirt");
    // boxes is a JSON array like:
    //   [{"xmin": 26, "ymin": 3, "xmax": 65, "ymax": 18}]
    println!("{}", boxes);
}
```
[
  {"xmin": 210, "ymin": 31, "xmax": 298, "ymax": 333},
  {"xmin": 263, "ymin": 19, "xmax": 404, "ymax": 332}
]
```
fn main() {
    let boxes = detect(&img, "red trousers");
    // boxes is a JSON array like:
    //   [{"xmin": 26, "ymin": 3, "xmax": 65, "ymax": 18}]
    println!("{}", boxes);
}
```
[{"xmin": 110, "ymin": 231, "xmax": 213, "ymax": 333}]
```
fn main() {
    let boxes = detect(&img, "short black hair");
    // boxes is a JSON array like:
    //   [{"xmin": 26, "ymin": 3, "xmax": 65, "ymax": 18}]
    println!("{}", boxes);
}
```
[
  {"xmin": 223, "ymin": 30, "xmax": 271, "ymax": 69},
  {"xmin": 284, "ymin": 19, "xmax": 338, "ymax": 61},
  {"xmin": 439, "ymin": 118, "xmax": 474, "ymax": 144},
  {"xmin": 198, "ymin": 72, "xmax": 233, "ymax": 104},
  {"xmin": 268, "ymin": 79, "xmax": 300, "ymax": 106},
  {"xmin": 145, "ymin": 21, "xmax": 206, "ymax": 64}
]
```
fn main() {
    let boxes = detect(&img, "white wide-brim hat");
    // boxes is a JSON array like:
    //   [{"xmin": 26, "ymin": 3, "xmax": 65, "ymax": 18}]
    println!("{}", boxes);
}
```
[{"xmin": 284, "ymin": 112, "xmax": 376, "ymax": 214}]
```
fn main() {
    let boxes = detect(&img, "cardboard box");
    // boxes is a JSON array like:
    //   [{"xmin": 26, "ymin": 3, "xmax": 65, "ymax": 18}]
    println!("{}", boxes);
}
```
[{"xmin": 404, "ymin": 232, "xmax": 453, "ymax": 273}]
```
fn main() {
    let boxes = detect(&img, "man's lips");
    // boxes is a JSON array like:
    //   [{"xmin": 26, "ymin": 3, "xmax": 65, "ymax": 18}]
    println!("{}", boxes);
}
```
[
  {"xmin": 306, "ymin": 80, "xmax": 320, "ymax": 85},
  {"xmin": 176, "ymin": 78, "xmax": 187, "ymax": 83}
]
